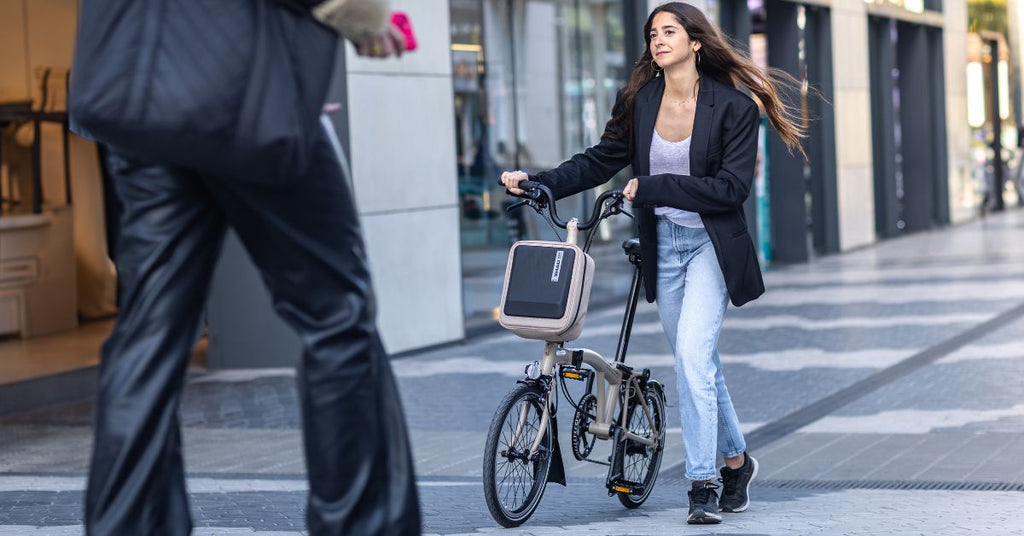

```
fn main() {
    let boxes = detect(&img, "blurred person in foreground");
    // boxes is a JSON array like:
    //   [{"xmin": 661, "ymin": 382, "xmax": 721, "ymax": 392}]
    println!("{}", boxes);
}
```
[
  {"xmin": 71, "ymin": 1, "xmax": 421, "ymax": 535},
  {"xmin": 502, "ymin": 2, "xmax": 806, "ymax": 525}
]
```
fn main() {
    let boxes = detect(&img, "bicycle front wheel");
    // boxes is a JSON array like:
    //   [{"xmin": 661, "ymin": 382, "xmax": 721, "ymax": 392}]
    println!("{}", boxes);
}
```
[{"xmin": 483, "ymin": 384, "xmax": 552, "ymax": 527}]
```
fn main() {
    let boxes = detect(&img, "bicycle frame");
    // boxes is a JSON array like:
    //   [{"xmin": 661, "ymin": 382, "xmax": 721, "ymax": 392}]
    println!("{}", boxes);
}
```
[
  {"xmin": 521, "ymin": 343, "xmax": 659, "ymax": 451},
  {"xmin": 485, "ymin": 180, "xmax": 667, "ymax": 527},
  {"xmin": 505, "ymin": 218, "xmax": 659, "ymax": 462}
]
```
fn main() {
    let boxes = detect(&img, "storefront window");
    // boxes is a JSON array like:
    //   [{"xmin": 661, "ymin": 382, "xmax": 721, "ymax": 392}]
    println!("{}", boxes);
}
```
[{"xmin": 451, "ymin": 0, "xmax": 633, "ymax": 326}]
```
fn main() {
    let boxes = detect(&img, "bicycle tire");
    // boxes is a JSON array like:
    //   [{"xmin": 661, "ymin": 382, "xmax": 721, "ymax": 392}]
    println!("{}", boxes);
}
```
[
  {"xmin": 617, "ymin": 386, "xmax": 666, "ymax": 509},
  {"xmin": 483, "ymin": 383, "xmax": 553, "ymax": 527}
]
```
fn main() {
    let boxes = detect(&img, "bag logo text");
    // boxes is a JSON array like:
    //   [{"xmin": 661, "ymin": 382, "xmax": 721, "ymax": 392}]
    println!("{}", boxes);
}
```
[{"xmin": 551, "ymin": 251, "xmax": 564, "ymax": 282}]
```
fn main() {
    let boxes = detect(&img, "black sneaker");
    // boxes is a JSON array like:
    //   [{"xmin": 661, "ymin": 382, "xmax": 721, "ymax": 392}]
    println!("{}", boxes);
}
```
[
  {"xmin": 686, "ymin": 481, "xmax": 722, "ymax": 524},
  {"xmin": 719, "ymin": 452, "xmax": 759, "ymax": 513}
]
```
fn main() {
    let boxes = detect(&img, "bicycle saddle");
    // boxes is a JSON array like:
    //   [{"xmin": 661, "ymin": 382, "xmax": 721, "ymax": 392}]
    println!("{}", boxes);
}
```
[{"xmin": 622, "ymin": 238, "xmax": 641, "ymax": 257}]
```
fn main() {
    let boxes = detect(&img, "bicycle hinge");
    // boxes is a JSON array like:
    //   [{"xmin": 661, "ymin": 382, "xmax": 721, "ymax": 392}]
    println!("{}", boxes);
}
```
[{"xmin": 566, "ymin": 218, "xmax": 579, "ymax": 245}]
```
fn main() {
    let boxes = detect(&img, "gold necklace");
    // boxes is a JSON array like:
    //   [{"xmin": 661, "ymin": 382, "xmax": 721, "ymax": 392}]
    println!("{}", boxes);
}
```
[{"xmin": 667, "ymin": 78, "xmax": 700, "ymax": 106}]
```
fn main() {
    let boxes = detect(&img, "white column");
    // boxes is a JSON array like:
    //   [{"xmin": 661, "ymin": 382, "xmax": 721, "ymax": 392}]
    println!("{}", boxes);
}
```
[
  {"xmin": 944, "ymin": 1, "xmax": 974, "ymax": 222},
  {"xmin": 830, "ymin": 0, "xmax": 876, "ymax": 250},
  {"xmin": 344, "ymin": 0, "xmax": 464, "ymax": 353}
]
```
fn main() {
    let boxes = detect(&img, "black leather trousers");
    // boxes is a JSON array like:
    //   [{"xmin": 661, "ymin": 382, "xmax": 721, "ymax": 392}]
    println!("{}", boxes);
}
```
[{"xmin": 84, "ymin": 130, "xmax": 421, "ymax": 536}]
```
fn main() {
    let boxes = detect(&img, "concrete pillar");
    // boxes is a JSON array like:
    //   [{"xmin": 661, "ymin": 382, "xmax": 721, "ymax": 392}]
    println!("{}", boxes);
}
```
[
  {"xmin": 344, "ymin": 0, "xmax": 464, "ymax": 354},
  {"xmin": 831, "ymin": 0, "xmax": 876, "ymax": 250},
  {"xmin": 207, "ymin": 1, "xmax": 464, "ymax": 364},
  {"xmin": 943, "ymin": 0, "xmax": 974, "ymax": 222}
]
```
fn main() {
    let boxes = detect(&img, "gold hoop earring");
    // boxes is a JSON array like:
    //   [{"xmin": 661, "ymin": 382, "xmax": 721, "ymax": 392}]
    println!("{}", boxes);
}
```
[{"xmin": 651, "ymin": 57, "xmax": 662, "ymax": 73}]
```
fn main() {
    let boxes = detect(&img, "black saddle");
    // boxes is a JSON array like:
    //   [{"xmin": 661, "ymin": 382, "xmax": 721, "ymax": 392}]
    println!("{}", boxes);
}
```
[{"xmin": 622, "ymin": 238, "xmax": 641, "ymax": 257}]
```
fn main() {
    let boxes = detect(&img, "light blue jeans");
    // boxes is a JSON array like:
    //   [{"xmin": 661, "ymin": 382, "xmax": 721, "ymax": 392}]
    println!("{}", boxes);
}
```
[{"xmin": 655, "ymin": 217, "xmax": 746, "ymax": 481}]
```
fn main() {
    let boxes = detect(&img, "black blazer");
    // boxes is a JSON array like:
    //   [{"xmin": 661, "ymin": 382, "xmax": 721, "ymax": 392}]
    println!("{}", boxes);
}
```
[{"xmin": 531, "ymin": 75, "xmax": 765, "ymax": 307}]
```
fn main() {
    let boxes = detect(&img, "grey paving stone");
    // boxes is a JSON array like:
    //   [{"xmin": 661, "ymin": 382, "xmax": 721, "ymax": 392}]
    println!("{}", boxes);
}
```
[
  {"xmin": 4, "ymin": 210, "xmax": 1024, "ymax": 534},
  {"xmin": 804, "ymin": 434, "xmax": 931, "ymax": 481}
]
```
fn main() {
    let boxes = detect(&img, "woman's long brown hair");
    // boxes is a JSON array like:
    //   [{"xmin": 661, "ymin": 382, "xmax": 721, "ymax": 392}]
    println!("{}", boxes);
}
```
[{"xmin": 605, "ymin": 2, "xmax": 807, "ymax": 158}]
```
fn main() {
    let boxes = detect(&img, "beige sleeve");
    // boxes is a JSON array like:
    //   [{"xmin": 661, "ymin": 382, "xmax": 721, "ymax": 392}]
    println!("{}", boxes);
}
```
[{"xmin": 312, "ymin": 0, "xmax": 391, "ymax": 43}]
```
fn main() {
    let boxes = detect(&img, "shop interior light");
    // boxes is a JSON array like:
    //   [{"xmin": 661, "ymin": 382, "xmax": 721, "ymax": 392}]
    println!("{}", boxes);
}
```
[
  {"xmin": 451, "ymin": 43, "xmax": 483, "ymax": 52},
  {"xmin": 904, "ymin": 0, "xmax": 924, "ymax": 13},
  {"xmin": 966, "ymin": 62, "xmax": 986, "ymax": 128}
]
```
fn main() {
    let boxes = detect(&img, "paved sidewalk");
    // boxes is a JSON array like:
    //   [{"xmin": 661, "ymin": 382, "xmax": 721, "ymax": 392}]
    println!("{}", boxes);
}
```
[{"xmin": 2, "ymin": 210, "xmax": 1024, "ymax": 535}]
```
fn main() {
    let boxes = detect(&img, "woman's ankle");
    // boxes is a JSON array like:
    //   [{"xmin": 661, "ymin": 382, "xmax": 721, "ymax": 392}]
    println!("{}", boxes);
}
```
[{"xmin": 723, "ymin": 452, "xmax": 745, "ymax": 470}]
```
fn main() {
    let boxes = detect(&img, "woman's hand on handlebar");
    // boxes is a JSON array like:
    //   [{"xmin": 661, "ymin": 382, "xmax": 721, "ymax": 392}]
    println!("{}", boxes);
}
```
[
  {"xmin": 622, "ymin": 178, "xmax": 639, "ymax": 204},
  {"xmin": 500, "ymin": 170, "xmax": 529, "ymax": 196}
]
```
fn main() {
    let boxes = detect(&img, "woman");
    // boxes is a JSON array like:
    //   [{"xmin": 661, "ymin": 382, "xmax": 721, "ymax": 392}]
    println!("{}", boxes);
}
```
[
  {"xmin": 78, "ymin": 2, "xmax": 419, "ymax": 535},
  {"xmin": 501, "ymin": 2, "xmax": 805, "ymax": 525}
]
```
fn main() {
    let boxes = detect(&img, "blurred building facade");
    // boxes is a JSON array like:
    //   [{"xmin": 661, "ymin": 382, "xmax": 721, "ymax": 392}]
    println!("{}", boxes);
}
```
[
  {"xmin": 332, "ymin": 0, "xmax": 1018, "ymax": 357},
  {"xmin": 0, "ymin": 0, "xmax": 1020, "ymax": 378}
]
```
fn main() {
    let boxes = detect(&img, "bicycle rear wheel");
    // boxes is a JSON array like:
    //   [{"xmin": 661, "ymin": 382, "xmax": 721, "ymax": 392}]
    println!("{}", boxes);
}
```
[
  {"xmin": 617, "ymin": 386, "xmax": 666, "ymax": 508},
  {"xmin": 483, "ymin": 384, "xmax": 552, "ymax": 527}
]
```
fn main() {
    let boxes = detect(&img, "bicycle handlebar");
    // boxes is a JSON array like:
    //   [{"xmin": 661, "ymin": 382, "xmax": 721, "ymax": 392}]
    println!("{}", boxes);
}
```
[{"xmin": 504, "ymin": 179, "xmax": 629, "ymax": 231}]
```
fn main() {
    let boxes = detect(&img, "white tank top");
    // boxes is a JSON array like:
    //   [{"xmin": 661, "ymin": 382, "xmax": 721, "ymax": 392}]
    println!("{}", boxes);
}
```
[{"xmin": 649, "ymin": 129, "xmax": 704, "ymax": 228}]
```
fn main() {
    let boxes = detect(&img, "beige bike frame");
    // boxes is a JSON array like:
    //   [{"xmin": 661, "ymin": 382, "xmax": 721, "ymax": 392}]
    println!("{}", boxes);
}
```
[{"xmin": 507, "ymin": 219, "xmax": 661, "ymax": 459}]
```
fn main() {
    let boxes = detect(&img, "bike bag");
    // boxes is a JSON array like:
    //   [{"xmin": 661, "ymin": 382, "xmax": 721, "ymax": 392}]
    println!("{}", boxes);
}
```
[{"xmin": 498, "ymin": 240, "xmax": 595, "ymax": 342}]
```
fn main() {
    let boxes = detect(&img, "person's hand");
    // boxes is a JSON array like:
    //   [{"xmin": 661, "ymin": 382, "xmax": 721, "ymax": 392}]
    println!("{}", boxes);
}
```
[
  {"xmin": 622, "ymin": 178, "xmax": 639, "ymax": 204},
  {"xmin": 500, "ymin": 170, "xmax": 529, "ymax": 196},
  {"xmin": 354, "ymin": 24, "xmax": 405, "ymax": 58}
]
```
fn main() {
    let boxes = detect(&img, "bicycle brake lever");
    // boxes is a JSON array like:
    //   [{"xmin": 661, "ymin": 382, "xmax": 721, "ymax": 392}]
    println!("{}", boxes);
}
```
[
  {"xmin": 506, "ymin": 200, "xmax": 530, "ymax": 213},
  {"xmin": 603, "ymin": 196, "xmax": 631, "ymax": 218}
]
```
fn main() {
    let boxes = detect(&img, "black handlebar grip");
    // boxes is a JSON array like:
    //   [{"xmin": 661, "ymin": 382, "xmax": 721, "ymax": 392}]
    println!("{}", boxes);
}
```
[{"xmin": 497, "ymin": 177, "xmax": 539, "ymax": 192}]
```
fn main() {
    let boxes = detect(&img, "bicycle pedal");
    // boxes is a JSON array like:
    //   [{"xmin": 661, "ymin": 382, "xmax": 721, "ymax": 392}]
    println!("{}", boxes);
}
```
[
  {"xmin": 560, "ymin": 366, "xmax": 586, "ymax": 381},
  {"xmin": 608, "ymin": 480, "xmax": 644, "ymax": 495}
]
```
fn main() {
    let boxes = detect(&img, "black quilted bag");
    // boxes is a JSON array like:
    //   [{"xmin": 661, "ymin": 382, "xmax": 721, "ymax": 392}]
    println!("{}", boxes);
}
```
[{"xmin": 69, "ymin": 0, "xmax": 336, "ymax": 185}]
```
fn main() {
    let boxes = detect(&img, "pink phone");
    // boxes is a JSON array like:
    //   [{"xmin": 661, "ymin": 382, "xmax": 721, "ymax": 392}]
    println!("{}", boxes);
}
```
[{"xmin": 390, "ymin": 12, "xmax": 417, "ymax": 52}]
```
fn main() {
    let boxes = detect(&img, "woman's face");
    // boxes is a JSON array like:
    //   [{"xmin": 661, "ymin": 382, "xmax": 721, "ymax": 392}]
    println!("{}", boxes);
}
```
[{"xmin": 649, "ymin": 11, "xmax": 699, "ymax": 70}]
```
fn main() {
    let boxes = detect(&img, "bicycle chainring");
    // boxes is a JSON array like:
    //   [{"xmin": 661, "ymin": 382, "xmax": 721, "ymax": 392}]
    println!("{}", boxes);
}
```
[{"xmin": 571, "ymin": 393, "xmax": 598, "ymax": 460}]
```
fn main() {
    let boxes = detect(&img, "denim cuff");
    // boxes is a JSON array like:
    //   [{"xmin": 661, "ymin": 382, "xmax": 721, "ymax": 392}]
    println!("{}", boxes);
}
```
[{"xmin": 721, "ymin": 448, "xmax": 745, "ymax": 460}]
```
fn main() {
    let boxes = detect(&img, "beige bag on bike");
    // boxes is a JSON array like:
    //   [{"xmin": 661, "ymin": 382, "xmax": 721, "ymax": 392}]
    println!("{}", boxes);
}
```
[{"xmin": 498, "ymin": 240, "xmax": 595, "ymax": 342}]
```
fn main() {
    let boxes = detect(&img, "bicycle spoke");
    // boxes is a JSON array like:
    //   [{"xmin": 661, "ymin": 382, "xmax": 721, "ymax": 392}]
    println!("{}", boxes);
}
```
[
  {"xmin": 493, "ymin": 396, "xmax": 544, "ymax": 513},
  {"xmin": 485, "ymin": 385, "xmax": 553, "ymax": 526},
  {"xmin": 623, "ymin": 396, "xmax": 656, "ymax": 484}
]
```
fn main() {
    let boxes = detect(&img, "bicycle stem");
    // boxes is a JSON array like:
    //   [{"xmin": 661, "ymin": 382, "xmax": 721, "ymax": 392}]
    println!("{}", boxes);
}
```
[{"xmin": 565, "ymin": 218, "xmax": 579, "ymax": 246}]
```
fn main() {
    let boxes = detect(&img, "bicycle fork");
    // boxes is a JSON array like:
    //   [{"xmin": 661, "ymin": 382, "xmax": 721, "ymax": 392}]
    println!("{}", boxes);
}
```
[{"xmin": 507, "ymin": 366, "xmax": 566, "ymax": 486}]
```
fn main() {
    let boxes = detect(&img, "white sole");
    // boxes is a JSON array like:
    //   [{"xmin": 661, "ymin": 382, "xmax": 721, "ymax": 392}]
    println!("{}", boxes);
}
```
[
  {"xmin": 686, "ymin": 511, "xmax": 723, "ymax": 524},
  {"xmin": 727, "ymin": 455, "xmax": 759, "ymax": 513}
]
